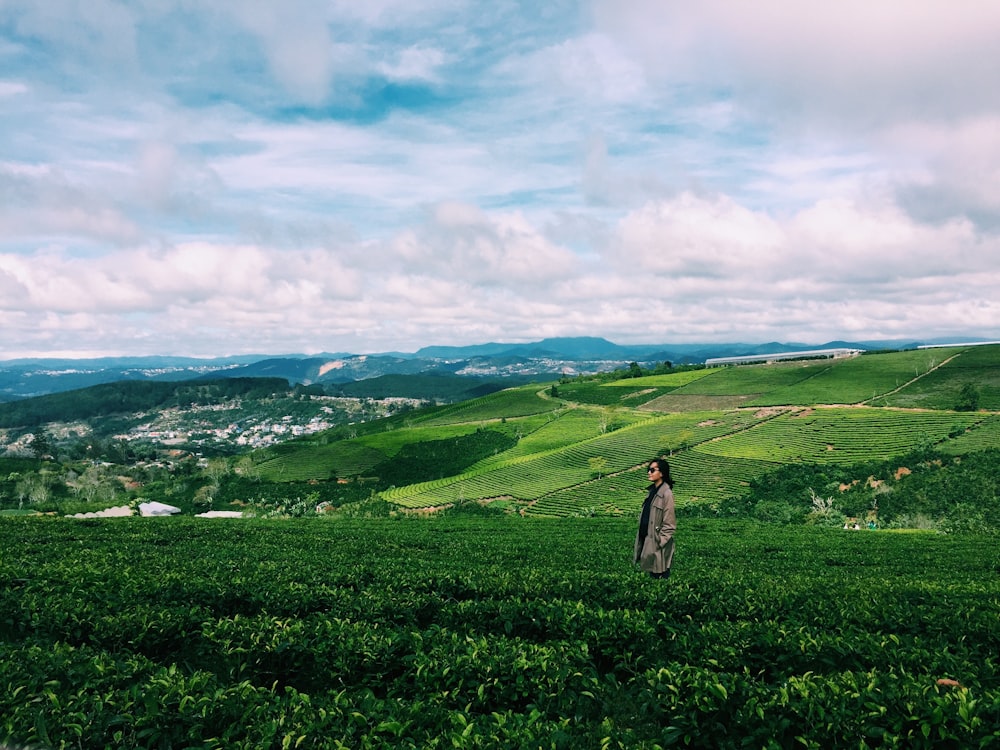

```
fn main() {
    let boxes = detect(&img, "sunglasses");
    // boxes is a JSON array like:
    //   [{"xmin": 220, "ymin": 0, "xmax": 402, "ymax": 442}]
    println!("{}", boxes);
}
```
[{"xmin": 647, "ymin": 467, "xmax": 659, "ymax": 473}]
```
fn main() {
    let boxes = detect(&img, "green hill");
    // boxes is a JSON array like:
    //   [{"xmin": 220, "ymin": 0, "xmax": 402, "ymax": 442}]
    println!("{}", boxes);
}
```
[
  {"xmin": 239, "ymin": 345, "xmax": 1000, "ymax": 521},
  {"xmin": 329, "ymin": 372, "xmax": 530, "ymax": 400},
  {"xmin": 0, "ymin": 377, "xmax": 290, "ymax": 428}
]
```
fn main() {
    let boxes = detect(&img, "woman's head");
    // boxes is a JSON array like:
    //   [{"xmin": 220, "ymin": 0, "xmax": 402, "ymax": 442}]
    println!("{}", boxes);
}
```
[{"xmin": 647, "ymin": 457, "xmax": 674, "ymax": 488}]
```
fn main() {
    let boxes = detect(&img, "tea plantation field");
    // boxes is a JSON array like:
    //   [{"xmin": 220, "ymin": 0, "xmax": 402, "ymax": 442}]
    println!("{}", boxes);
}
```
[
  {"xmin": 245, "ymin": 344, "xmax": 1000, "ymax": 518},
  {"xmin": 2, "ymin": 517, "xmax": 998, "ymax": 749}
]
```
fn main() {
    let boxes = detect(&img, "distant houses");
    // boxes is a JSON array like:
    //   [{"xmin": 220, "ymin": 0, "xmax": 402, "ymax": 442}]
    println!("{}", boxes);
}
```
[{"xmin": 705, "ymin": 348, "xmax": 862, "ymax": 367}]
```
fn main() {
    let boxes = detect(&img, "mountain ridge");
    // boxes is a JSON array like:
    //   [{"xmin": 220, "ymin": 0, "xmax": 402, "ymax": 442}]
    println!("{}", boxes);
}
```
[{"xmin": 0, "ymin": 335, "xmax": 983, "ymax": 401}]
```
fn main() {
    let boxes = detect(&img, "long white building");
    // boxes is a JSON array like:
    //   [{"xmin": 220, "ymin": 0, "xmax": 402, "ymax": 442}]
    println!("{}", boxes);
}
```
[{"xmin": 705, "ymin": 348, "xmax": 862, "ymax": 367}]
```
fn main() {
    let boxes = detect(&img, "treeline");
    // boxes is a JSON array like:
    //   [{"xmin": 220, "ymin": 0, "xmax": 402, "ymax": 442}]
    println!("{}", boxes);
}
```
[
  {"xmin": 328, "ymin": 373, "xmax": 525, "ymax": 401},
  {"xmin": 710, "ymin": 447, "xmax": 1000, "ymax": 533},
  {"xmin": 560, "ymin": 360, "xmax": 704, "ymax": 386},
  {"xmin": 0, "ymin": 377, "xmax": 290, "ymax": 428}
]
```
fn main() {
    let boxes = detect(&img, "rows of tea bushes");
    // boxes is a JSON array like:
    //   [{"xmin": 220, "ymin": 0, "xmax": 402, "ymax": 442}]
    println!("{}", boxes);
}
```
[
  {"xmin": 255, "ymin": 421, "xmax": 497, "ymax": 482},
  {"xmin": 669, "ymin": 361, "xmax": 829, "ymax": 397},
  {"xmin": 259, "ymin": 397, "xmax": 990, "ymax": 515},
  {"xmin": 550, "ymin": 381, "xmax": 670, "ymax": 406},
  {"xmin": 384, "ymin": 411, "xmax": 770, "ymax": 509},
  {"xmin": 415, "ymin": 385, "xmax": 561, "ymax": 425},
  {"xmin": 208, "ymin": 345, "xmax": 1000, "ymax": 519},
  {"xmin": 254, "ymin": 440, "xmax": 383, "ymax": 481},
  {"xmin": 2, "ymin": 517, "xmax": 998, "ymax": 748},
  {"xmin": 552, "ymin": 369, "xmax": 717, "ymax": 407},
  {"xmin": 939, "ymin": 414, "xmax": 1000, "ymax": 454},
  {"xmin": 395, "ymin": 405, "xmax": 985, "ymax": 514},
  {"xmin": 524, "ymin": 452, "xmax": 779, "ymax": 517},
  {"xmin": 746, "ymin": 349, "xmax": 953, "ymax": 407},
  {"xmin": 694, "ymin": 407, "xmax": 985, "ymax": 465},
  {"xmin": 889, "ymin": 344, "xmax": 1000, "ymax": 411},
  {"xmin": 664, "ymin": 349, "xmax": 954, "ymax": 408},
  {"xmin": 491, "ymin": 408, "xmax": 642, "ymax": 459}
]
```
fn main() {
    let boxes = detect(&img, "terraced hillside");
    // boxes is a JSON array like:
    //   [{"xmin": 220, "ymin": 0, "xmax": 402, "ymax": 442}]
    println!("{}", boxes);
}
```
[{"xmin": 250, "ymin": 345, "xmax": 1000, "ymax": 516}]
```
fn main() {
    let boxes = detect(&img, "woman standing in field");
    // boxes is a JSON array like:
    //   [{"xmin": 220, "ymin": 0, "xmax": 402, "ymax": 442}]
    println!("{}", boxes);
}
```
[{"xmin": 634, "ymin": 457, "xmax": 675, "ymax": 579}]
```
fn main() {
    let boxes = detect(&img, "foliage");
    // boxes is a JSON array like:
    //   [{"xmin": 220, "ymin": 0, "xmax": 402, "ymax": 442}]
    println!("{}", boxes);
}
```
[
  {"xmin": 414, "ymin": 385, "xmax": 562, "ymax": 425},
  {"xmin": 3, "ymin": 345, "xmax": 999, "ymax": 523},
  {"xmin": 722, "ymin": 447, "xmax": 1000, "ymax": 533},
  {"xmin": 367, "ymin": 428, "xmax": 518, "ymax": 488},
  {"xmin": 955, "ymin": 382, "xmax": 981, "ymax": 412},
  {"xmin": 0, "ymin": 377, "xmax": 290, "ymax": 428},
  {"xmin": 888, "ymin": 344, "xmax": 1000, "ymax": 410},
  {"xmin": 327, "ymin": 372, "xmax": 521, "ymax": 401},
  {"xmin": 748, "ymin": 349, "xmax": 951, "ymax": 406},
  {"xmin": 1, "ymin": 517, "xmax": 998, "ymax": 748}
]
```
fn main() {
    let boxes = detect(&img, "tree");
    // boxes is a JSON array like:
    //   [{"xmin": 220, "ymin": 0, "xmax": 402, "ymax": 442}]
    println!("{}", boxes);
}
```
[
  {"xmin": 955, "ymin": 383, "xmax": 980, "ymax": 412},
  {"xmin": 193, "ymin": 484, "xmax": 215, "ymax": 508},
  {"xmin": 29, "ymin": 431, "xmax": 52, "ymax": 459},
  {"xmin": 205, "ymin": 458, "xmax": 230, "ymax": 484},
  {"xmin": 110, "ymin": 438, "xmax": 134, "ymax": 464},
  {"xmin": 235, "ymin": 455, "xmax": 261, "ymax": 481},
  {"xmin": 588, "ymin": 456, "xmax": 608, "ymax": 480}
]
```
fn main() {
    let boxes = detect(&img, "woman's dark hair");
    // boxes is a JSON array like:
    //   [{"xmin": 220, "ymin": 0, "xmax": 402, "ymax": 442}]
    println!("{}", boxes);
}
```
[{"xmin": 650, "ymin": 457, "xmax": 674, "ymax": 488}]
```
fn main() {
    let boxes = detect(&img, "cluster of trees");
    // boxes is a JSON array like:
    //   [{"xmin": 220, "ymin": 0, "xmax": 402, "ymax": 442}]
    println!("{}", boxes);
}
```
[
  {"xmin": 327, "ymin": 372, "xmax": 517, "ymax": 401},
  {"xmin": 0, "ymin": 423, "xmax": 524, "ymax": 516},
  {"xmin": 0, "ymin": 454, "xmax": 204, "ymax": 513},
  {"xmin": 556, "ymin": 359, "xmax": 703, "ymax": 387},
  {"xmin": 0, "ymin": 377, "xmax": 290, "ymax": 429}
]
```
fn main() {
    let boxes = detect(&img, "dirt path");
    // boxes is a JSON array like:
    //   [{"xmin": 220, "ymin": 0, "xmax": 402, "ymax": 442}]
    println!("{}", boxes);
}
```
[{"xmin": 854, "ymin": 352, "xmax": 962, "ymax": 406}]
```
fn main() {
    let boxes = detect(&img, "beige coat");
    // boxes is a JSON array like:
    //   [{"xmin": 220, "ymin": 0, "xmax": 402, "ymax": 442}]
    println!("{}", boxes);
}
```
[{"xmin": 633, "ymin": 482, "xmax": 676, "ymax": 574}]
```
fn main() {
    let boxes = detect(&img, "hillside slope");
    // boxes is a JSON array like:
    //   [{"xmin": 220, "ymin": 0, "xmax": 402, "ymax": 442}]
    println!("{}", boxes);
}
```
[{"xmin": 248, "ymin": 345, "xmax": 999, "ymax": 517}]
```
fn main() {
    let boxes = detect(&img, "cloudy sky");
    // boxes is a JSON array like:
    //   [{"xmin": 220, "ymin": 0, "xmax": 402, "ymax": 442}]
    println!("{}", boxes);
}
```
[{"xmin": 2, "ymin": 1, "xmax": 1000, "ymax": 358}]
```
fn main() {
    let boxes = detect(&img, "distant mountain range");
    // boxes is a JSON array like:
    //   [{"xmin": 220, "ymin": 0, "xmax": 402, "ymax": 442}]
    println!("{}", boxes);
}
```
[{"xmin": 0, "ymin": 335, "xmax": 981, "ymax": 401}]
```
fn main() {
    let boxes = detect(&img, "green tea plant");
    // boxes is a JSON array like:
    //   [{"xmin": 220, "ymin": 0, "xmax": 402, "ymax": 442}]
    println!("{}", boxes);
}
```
[{"xmin": 1, "ymin": 517, "xmax": 998, "ymax": 748}]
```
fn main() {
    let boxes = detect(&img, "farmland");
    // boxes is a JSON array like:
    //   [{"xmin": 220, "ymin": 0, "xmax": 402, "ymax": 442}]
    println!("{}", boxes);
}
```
[
  {"xmin": 2, "ymin": 344, "xmax": 998, "ymax": 524},
  {"xmin": 2, "ymin": 517, "xmax": 998, "ymax": 749},
  {"xmin": 236, "ymin": 344, "xmax": 998, "ymax": 520},
  {"xmin": 3, "ymin": 344, "xmax": 1000, "ymax": 748}
]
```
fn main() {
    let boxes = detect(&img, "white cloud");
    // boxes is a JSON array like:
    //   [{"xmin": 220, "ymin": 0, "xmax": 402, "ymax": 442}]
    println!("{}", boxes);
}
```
[
  {"xmin": 377, "ymin": 46, "xmax": 449, "ymax": 83},
  {"xmin": 1, "ymin": 2, "xmax": 1000, "ymax": 357},
  {"xmin": 0, "ymin": 163, "xmax": 142, "ymax": 245},
  {"xmin": 594, "ymin": 190, "xmax": 1000, "ymax": 343},
  {"xmin": 2, "ymin": 0, "xmax": 140, "ymax": 74},
  {"xmin": 132, "ymin": 139, "xmax": 225, "ymax": 213},
  {"xmin": 0, "ymin": 80, "xmax": 28, "ymax": 96},
  {"xmin": 390, "ymin": 202, "xmax": 580, "ymax": 286},
  {"xmin": 885, "ymin": 116, "xmax": 1000, "ymax": 228},
  {"xmin": 0, "ymin": 244, "xmax": 363, "ymax": 317},
  {"xmin": 613, "ymin": 193, "xmax": 787, "ymax": 277},
  {"xmin": 523, "ymin": 33, "xmax": 647, "ymax": 104},
  {"xmin": 326, "ymin": 0, "xmax": 463, "ymax": 28},
  {"xmin": 596, "ymin": 0, "xmax": 1000, "ymax": 125},
  {"xmin": 226, "ymin": 0, "xmax": 338, "ymax": 104}
]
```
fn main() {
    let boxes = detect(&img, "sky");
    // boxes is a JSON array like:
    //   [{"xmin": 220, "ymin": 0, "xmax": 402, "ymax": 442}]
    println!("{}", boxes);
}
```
[{"xmin": 2, "ymin": 0, "xmax": 1000, "ymax": 359}]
